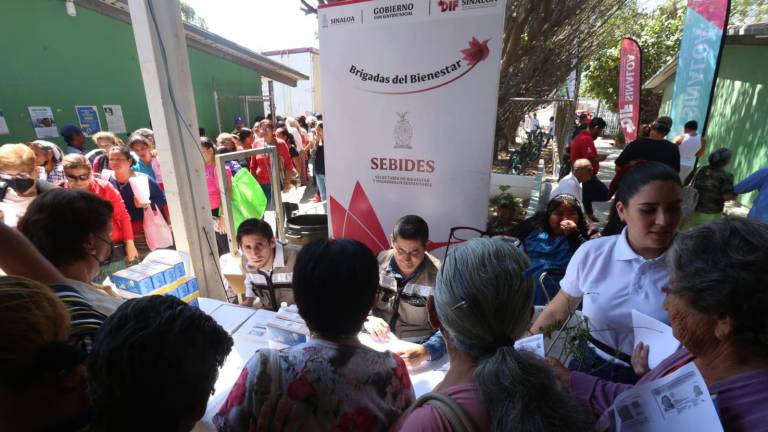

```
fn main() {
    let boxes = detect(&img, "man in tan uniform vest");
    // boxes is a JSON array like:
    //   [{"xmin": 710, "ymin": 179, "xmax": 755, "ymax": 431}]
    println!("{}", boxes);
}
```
[{"xmin": 364, "ymin": 215, "xmax": 440, "ymax": 343}]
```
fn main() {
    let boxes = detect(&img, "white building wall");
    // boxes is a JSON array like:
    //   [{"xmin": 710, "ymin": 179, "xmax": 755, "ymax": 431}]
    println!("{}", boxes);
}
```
[{"xmin": 264, "ymin": 51, "xmax": 319, "ymax": 117}]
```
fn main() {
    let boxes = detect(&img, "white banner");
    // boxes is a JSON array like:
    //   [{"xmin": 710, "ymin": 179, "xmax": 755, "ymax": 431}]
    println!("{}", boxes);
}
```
[{"xmin": 319, "ymin": 0, "xmax": 505, "ymax": 255}]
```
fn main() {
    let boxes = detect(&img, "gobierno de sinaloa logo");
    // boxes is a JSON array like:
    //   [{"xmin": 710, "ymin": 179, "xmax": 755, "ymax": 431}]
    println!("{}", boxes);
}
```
[{"xmin": 348, "ymin": 37, "xmax": 491, "ymax": 95}]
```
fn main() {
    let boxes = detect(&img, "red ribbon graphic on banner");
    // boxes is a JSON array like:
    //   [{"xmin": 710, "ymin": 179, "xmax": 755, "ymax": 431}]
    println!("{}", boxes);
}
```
[
  {"xmin": 363, "ymin": 38, "xmax": 490, "ymax": 96},
  {"xmin": 329, "ymin": 182, "xmax": 450, "ymax": 254}
]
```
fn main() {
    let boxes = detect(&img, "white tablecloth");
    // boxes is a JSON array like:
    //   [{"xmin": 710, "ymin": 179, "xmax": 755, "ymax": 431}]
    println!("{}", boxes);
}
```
[{"xmin": 192, "ymin": 298, "xmax": 447, "ymax": 432}]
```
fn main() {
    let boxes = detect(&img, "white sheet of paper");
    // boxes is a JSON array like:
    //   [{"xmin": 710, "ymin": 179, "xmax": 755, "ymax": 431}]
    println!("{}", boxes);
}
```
[
  {"xmin": 358, "ymin": 332, "xmax": 418, "ymax": 354},
  {"xmin": 614, "ymin": 362, "xmax": 723, "ymax": 432},
  {"xmin": 0, "ymin": 111, "xmax": 9, "ymax": 135},
  {"xmin": 233, "ymin": 309, "xmax": 277, "ymax": 342},
  {"xmin": 208, "ymin": 304, "xmax": 256, "ymax": 334},
  {"xmin": 515, "ymin": 333, "xmax": 545, "ymax": 358},
  {"xmin": 632, "ymin": 309, "xmax": 680, "ymax": 369},
  {"xmin": 103, "ymin": 105, "xmax": 127, "ymax": 134}
]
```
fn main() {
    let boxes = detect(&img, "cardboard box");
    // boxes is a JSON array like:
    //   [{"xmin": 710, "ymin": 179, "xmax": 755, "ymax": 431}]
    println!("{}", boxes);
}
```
[
  {"xmin": 111, "ymin": 269, "xmax": 155, "ymax": 295},
  {"xmin": 130, "ymin": 264, "xmax": 166, "ymax": 290},
  {"xmin": 147, "ymin": 276, "xmax": 188, "ymax": 298},
  {"xmin": 148, "ymin": 257, "xmax": 186, "ymax": 280},
  {"xmin": 144, "ymin": 262, "xmax": 176, "ymax": 286}
]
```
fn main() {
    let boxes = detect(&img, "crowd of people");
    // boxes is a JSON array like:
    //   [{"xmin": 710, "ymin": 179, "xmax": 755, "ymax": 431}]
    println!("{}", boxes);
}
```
[{"xmin": 1, "ymin": 108, "xmax": 767, "ymax": 432}]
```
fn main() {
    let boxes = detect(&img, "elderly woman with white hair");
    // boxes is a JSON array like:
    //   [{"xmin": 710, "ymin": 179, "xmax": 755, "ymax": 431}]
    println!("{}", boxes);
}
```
[
  {"xmin": 0, "ymin": 144, "xmax": 55, "ymax": 227},
  {"xmin": 547, "ymin": 218, "xmax": 768, "ymax": 431},
  {"xmin": 396, "ymin": 238, "xmax": 594, "ymax": 431}
]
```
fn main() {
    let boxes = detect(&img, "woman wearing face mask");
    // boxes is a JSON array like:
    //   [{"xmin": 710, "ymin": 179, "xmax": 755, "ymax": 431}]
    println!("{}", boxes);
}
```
[
  {"xmin": 17, "ymin": 188, "xmax": 124, "ymax": 316},
  {"xmin": 62, "ymin": 154, "xmax": 139, "ymax": 277},
  {"xmin": 531, "ymin": 162, "xmax": 683, "ymax": 384},
  {"xmin": 0, "ymin": 144, "xmax": 55, "ymax": 227}
]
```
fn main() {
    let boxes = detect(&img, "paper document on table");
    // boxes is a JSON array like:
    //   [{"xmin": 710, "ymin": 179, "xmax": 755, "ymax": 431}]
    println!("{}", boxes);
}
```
[
  {"xmin": 614, "ymin": 362, "xmax": 722, "ymax": 432},
  {"xmin": 632, "ymin": 310, "xmax": 680, "ymax": 369},
  {"xmin": 233, "ymin": 309, "xmax": 277, "ymax": 342},
  {"xmin": 515, "ymin": 333, "xmax": 545, "ymax": 357},
  {"xmin": 209, "ymin": 304, "xmax": 255, "ymax": 334},
  {"xmin": 358, "ymin": 332, "xmax": 416, "ymax": 354}
]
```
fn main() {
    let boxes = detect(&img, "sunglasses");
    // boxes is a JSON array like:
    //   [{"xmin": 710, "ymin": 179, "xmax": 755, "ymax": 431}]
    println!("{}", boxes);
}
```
[{"xmin": 66, "ymin": 173, "xmax": 91, "ymax": 182}]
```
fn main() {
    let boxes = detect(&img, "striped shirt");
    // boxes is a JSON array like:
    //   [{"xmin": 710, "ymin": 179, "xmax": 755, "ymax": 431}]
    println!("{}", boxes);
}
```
[{"xmin": 51, "ymin": 284, "xmax": 107, "ymax": 353}]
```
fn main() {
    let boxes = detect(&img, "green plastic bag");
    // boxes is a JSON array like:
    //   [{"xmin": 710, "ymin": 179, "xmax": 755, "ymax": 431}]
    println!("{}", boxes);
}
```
[{"xmin": 230, "ymin": 168, "xmax": 267, "ymax": 231}]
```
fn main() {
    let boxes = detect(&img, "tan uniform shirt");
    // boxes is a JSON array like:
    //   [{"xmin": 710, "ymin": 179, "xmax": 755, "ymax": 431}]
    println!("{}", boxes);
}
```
[
  {"xmin": 373, "ymin": 249, "xmax": 441, "ymax": 342},
  {"xmin": 244, "ymin": 242, "xmax": 300, "ymax": 311}
]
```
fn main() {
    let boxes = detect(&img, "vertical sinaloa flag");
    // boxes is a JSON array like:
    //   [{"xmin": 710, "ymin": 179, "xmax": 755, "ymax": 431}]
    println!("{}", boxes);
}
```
[
  {"xmin": 318, "ymin": 0, "xmax": 506, "ymax": 256},
  {"xmin": 618, "ymin": 38, "xmax": 641, "ymax": 143},
  {"xmin": 668, "ymin": 0, "xmax": 731, "ymax": 137}
]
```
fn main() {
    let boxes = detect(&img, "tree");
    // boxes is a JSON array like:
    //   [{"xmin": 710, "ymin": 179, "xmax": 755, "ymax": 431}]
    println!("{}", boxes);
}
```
[
  {"xmin": 581, "ymin": 0, "xmax": 685, "ymax": 123},
  {"xmin": 582, "ymin": 0, "xmax": 768, "ymax": 123},
  {"xmin": 494, "ymin": 0, "xmax": 631, "ymax": 157},
  {"xmin": 180, "ymin": 1, "xmax": 209, "ymax": 30},
  {"xmin": 731, "ymin": 0, "xmax": 768, "ymax": 25}
]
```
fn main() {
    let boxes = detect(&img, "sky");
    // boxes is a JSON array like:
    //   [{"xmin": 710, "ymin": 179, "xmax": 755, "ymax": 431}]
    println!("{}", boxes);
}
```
[
  {"xmin": 184, "ymin": 0, "xmax": 667, "ymax": 54},
  {"xmin": 184, "ymin": 0, "xmax": 319, "ymax": 53}
]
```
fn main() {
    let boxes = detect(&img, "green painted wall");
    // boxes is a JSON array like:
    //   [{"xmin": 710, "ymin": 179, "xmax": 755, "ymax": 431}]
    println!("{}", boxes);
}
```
[
  {"xmin": 658, "ymin": 43, "xmax": 768, "ymax": 207},
  {"xmin": 0, "ymin": 0, "xmax": 262, "ymax": 149}
]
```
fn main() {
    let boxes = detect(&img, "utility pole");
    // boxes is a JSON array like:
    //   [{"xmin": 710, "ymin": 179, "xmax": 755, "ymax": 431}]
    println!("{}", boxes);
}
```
[{"xmin": 128, "ymin": 0, "xmax": 226, "ymax": 300}]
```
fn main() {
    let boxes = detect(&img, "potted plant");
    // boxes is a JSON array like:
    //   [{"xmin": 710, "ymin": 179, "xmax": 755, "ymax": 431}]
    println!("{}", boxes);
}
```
[{"xmin": 490, "ymin": 185, "xmax": 522, "ymax": 225}]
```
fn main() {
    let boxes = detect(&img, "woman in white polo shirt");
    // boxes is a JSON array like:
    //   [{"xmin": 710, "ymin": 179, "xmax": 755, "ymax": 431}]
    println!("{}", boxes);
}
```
[{"xmin": 531, "ymin": 162, "xmax": 683, "ymax": 384}]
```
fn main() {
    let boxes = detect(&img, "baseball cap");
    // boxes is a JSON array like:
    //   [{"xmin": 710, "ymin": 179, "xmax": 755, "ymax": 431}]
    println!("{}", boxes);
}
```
[
  {"xmin": 234, "ymin": 115, "xmax": 244, "ymax": 124},
  {"xmin": 60, "ymin": 124, "xmax": 83, "ymax": 140}
]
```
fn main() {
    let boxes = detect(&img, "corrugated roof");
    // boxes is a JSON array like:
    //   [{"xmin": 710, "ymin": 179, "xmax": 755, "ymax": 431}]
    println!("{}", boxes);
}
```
[{"xmin": 262, "ymin": 47, "xmax": 320, "ymax": 56}]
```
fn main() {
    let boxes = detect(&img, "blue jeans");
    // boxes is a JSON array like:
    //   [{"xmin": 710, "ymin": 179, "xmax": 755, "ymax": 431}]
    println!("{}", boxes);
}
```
[
  {"xmin": 568, "ymin": 345, "xmax": 638, "ymax": 384},
  {"xmin": 316, "ymin": 174, "xmax": 327, "ymax": 201},
  {"xmin": 260, "ymin": 183, "xmax": 272, "ymax": 210}
]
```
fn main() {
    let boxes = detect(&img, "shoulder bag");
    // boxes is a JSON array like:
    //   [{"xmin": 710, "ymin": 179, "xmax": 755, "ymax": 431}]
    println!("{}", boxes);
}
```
[{"xmin": 402, "ymin": 391, "xmax": 477, "ymax": 432}]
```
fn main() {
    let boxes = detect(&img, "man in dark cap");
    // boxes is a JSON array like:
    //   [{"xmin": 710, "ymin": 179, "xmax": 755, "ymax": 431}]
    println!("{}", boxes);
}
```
[
  {"xmin": 231, "ymin": 116, "xmax": 245, "ymax": 134},
  {"xmin": 60, "ymin": 125, "xmax": 86, "ymax": 155}
]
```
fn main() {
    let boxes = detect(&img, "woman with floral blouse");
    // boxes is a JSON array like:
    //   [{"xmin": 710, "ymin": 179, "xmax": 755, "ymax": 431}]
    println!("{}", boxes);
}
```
[{"xmin": 214, "ymin": 239, "xmax": 415, "ymax": 431}]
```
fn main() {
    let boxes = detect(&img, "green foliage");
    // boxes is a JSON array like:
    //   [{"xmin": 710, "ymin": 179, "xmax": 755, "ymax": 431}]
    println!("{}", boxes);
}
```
[
  {"xmin": 180, "ymin": 1, "xmax": 209, "ymax": 30},
  {"xmin": 583, "ymin": 0, "xmax": 768, "ymax": 115},
  {"xmin": 731, "ymin": 0, "xmax": 768, "ymax": 25},
  {"xmin": 581, "ymin": 0, "xmax": 685, "ymax": 113},
  {"xmin": 490, "ymin": 185, "xmax": 522, "ymax": 210}
]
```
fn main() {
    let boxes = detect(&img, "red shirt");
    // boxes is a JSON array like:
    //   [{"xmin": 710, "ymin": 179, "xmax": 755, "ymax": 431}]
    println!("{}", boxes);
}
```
[
  {"xmin": 88, "ymin": 178, "xmax": 134, "ymax": 242},
  {"xmin": 570, "ymin": 131, "xmax": 599, "ymax": 174},
  {"xmin": 249, "ymin": 138, "xmax": 293, "ymax": 184}
]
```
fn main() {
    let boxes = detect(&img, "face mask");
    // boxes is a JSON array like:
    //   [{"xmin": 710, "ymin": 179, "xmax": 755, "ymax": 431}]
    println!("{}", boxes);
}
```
[
  {"xmin": 91, "ymin": 235, "xmax": 114, "ymax": 268},
  {"xmin": 7, "ymin": 178, "xmax": 35, "ymax": 194}
]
